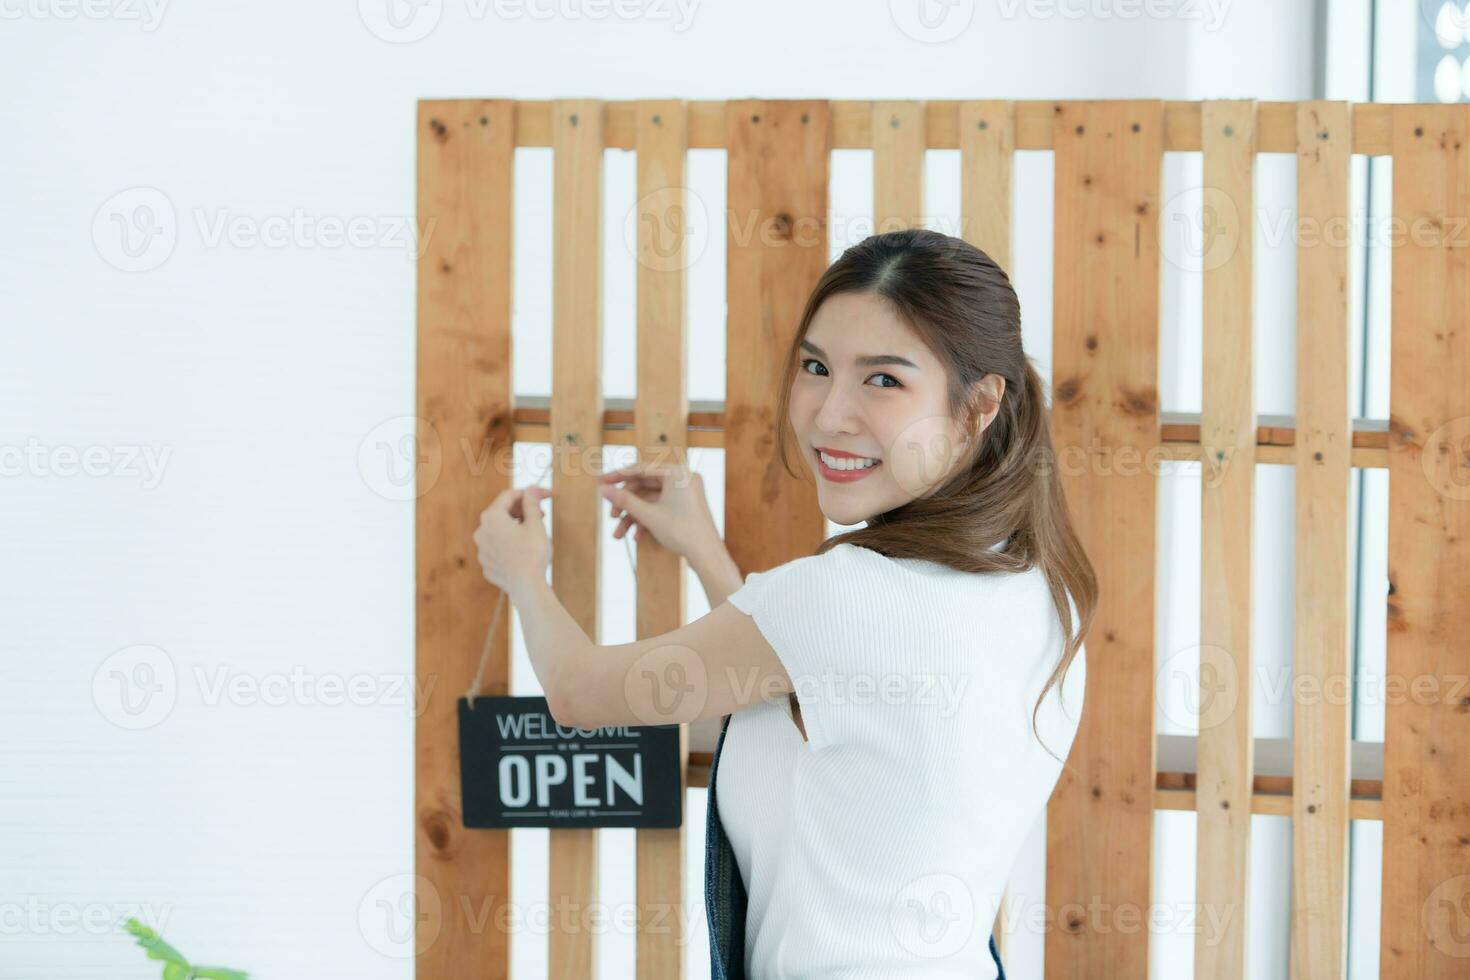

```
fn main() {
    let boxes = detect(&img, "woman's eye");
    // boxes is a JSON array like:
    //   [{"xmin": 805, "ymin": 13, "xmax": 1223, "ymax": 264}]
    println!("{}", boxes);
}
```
[{"xmin": 800, "ymin": 359, "xmax": 900, "ymax": 388}]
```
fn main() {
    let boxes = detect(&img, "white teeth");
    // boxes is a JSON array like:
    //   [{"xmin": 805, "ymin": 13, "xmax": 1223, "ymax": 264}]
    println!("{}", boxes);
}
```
[{"xmin": 819, "ymin": 450, "xmax": 879, "ymax": 471}]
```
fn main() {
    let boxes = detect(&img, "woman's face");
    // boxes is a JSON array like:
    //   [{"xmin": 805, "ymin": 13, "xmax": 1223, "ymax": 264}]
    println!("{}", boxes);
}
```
[{"xmin": 788, "ymin": 291, "xmax": 1004, "ymax": 527}]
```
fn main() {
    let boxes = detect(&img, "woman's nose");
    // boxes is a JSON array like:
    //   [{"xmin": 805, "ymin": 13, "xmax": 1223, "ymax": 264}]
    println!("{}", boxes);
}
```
[{"xmin": 813, "ymin": 386, "xmax": 861, "ymax": 434}]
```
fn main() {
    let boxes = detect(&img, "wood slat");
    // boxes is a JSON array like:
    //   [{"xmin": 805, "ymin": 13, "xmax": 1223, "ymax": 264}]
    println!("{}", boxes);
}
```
[
  {"xmin": 956, "ymin": 96, "xmax": 1018, "ymax": 965},
  {"xmin": 632, "ymin": 98, "xmax": 690, "ymax": 980},
  {"xmin": 512, "ymin": 100, "xmax": 1397, "ymax": 155},
  {"xmin": 872, "ymin": 100, "xmax": 925, "ymax": 232},
  {"xmin": 1195, "ymin": 99, "xmax": 1258, "ymax": 980},
  {"xmin": 549, "ymin": 97, "xmax": 605, "ymax": 977},
  {"xmin": 1160, "ymin": 788, "xmax": 1381, "ymax": 822},
  {"xmin": 1381, "ymin": 102, "xmax": 1470, "ymax": 980},
  {"xmin": 1045, "ymin": 100, "xmax": 1164, "ymax": 980},
  {"xmin": 724, "ymin": 100, "xmax": 830, "ymax": 576},
  {"xmin": 511, "ymin": 402, "xmax": 1394, "ymax": 468},
  {"xmin": 415, "ymin": 98, "xmax": 515, "ymax": 979},
  {"xmin": 1290, "ymin": 100, "xmax": 1354, "ymax": 980},
  {"xmin": 959, "ymin": 101, "xmax": 1016, "ymax": 276}
]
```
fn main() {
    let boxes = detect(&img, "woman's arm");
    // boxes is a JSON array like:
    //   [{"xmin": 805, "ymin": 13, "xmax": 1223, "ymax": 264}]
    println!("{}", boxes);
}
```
[
  {"xmin": 685, "ymin": 534, "xmax": 746, "ymax": 609},
  {"xmin": 505, "ymin": 574, "xmax": 598, "ymax": 723},
  {"xmin": 509, "ymin": 574, "xmax": 791, "ymax": 730}
]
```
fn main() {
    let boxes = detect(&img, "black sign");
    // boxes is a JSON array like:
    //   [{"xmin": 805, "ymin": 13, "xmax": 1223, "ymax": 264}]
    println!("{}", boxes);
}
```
[{"xmin": 457, "ymin": 696, "xmax": 683, "ymax": 829}]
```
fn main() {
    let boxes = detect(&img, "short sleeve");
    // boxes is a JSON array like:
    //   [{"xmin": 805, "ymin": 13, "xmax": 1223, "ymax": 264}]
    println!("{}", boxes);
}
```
[{"xmin": 725, "ymin": 544, "xmax": 882, "ymax": 752}]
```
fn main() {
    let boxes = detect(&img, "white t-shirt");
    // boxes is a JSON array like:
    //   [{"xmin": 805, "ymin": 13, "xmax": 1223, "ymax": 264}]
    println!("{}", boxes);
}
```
[{"xmin": 716, "ymin": 540, "xmax": 1086, "ymax": 979}]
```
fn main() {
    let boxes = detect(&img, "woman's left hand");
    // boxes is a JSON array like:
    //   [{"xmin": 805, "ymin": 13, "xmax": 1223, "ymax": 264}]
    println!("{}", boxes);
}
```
[{"xmin": 474, "ymin": 486, "xmax": 553, "ymax": 594}]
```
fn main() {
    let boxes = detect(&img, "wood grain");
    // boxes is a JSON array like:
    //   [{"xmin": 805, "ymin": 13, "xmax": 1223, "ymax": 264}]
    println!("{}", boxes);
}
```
[
  {"xmin": 415, "ymin": 98, "xmax": 515, "ymax": 979},
  {"xmin": 1381, "ymin": 102, "xmax": 1470, "ymax": 980},
  {"xmin": 1290, "ymin": 100, "xmax": 1354, "ymax": 980},
  {"xmin": 959, "ymin": 100, "xmax": 1016, "ymax": 277},
  {"xmin": 1045, "ymin": 100, "xmax": 1163, "ymax": 980},
  {"xmin": 549, "ymin": 97, "xmax": 605, "ymax": 978},
  {"xmin": 872, "ymin": 100, "xmax": 925, "ymax": 233},
  {"xmin": 1195, "ymin": 99, "xmax": 1258, "ymax": 980},
  {"xmin": 632, "ymin": 98, "xmax": 690, "ymax": 980},
  {"xmin": 724, "ymin": 100, "xmax": 829, "ymax": 576},
  {"xmin": 511, "ymin": 100, "xmax": 1396, "ymax": 155}
]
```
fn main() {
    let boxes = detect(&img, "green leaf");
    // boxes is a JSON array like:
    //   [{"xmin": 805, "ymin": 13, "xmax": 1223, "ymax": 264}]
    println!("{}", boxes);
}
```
[
  {"xmin": 124, "ymin": 917, "xmax": 190, "ymax": 966},
  {"xmin": 123, "ymin": 915, "xmax": 248, "ymax": 979}
]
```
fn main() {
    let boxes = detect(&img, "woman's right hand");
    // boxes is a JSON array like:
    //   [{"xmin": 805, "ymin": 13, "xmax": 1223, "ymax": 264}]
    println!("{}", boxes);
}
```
[{"xmin": 599, "ymin": 459, "xmax": 719, "ymax": 559}]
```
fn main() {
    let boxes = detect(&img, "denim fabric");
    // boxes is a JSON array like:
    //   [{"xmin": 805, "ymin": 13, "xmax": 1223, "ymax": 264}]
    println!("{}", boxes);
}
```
[
  {"xmin": 704, "ymin": 712, "xmax": 748, "ymax": 980},
  {"xmin": 703, "ymin": 712, "xmax": 1007, "ymax": 980}
]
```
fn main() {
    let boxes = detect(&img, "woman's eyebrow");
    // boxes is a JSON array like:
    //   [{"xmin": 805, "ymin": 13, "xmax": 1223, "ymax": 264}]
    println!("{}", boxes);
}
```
[{"xmin": 799, "ymin": 339, "xmax": 918, "ymax": 369}]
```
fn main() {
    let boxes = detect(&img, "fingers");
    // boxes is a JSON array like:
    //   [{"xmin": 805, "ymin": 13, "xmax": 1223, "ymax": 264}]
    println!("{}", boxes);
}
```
[
  {"xmin": 600, "ymin": 462, "xmax": 653, "ymax": 482},
  {"xmin": 484, "ymin": 487, "xmax": 518, "ymax": 522},
  {"xmin": 605, "ymin": 484, "xmax": 656, "ymax": 520},
  {"xmin": 600, "ymin": 460, "xmax": 683, "ymax": 485},
  {"xmin": 601, "ymin": 483, "xmax": 655, "ymax": 523},
  {"xmin": 513, "ymin": 485, "xmax": 552, "ymax": 521},
  {"xmin": 601, "ymin": 473, "xmax": 660, "ymax": 495},
  {"xmin": 489, "ymin": 485, "xmax": 552, "ymax": 522}
]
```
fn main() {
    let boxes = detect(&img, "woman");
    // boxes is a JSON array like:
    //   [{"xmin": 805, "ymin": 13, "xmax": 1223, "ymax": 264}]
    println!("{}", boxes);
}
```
[{"xmin": 476, "ymin": 228, "xmax": 1096, "ymax": 979}]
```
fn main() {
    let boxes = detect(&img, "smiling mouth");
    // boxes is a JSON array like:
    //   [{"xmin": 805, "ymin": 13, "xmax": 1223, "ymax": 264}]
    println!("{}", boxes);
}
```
[{"xmin": 814, "ymin": 447, "xmax": 882, "ymax": 481}]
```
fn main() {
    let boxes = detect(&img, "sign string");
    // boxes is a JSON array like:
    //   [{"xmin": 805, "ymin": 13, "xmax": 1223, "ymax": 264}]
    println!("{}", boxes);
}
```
[{"xmin": 465, "ymin": 446, "xmax": 649, "ymax": 708}]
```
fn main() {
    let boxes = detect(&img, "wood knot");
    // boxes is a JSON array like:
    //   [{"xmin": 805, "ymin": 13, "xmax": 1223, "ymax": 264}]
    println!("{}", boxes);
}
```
[
  {"xmin": 421, "ymin": 809, "xmax": 455, "ymax": 855},
  {"xmin": 1054, "ymin": 376, "xmax": 1083, "ymax": 405},
  {"xmin": 1118, "ymin": 386, "xmax": 1157, "ymax": 417}
]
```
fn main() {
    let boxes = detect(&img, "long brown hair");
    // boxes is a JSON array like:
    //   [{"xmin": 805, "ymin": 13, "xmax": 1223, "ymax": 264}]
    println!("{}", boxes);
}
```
[{"xmin": 773, "ymin": 228, "xmax": 1097, "ymax": 765}]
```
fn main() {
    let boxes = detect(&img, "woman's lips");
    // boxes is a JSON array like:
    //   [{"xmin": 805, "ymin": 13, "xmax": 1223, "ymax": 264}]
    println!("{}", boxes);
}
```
[{"xmin": 814, "ymin": 447, "xmax": 882, "ymax": 483}]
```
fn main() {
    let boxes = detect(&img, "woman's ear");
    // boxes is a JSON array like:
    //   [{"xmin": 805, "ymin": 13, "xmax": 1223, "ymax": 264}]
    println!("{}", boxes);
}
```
[{"xmin": 964, "ymin": 374, "xmax": 1005, "ymax": 437}]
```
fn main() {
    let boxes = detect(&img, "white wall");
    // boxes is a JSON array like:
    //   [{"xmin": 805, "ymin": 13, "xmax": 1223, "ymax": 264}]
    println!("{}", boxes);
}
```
[{"xmin": 0, "ymin": 2, "xmax": 1341, "ymax": 978}]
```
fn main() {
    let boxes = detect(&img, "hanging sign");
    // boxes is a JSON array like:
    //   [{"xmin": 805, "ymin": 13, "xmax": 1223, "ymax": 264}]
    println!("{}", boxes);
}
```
[{"xmin": 457, "ymin": 695, "xmax": 683, "ymax": 829}]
